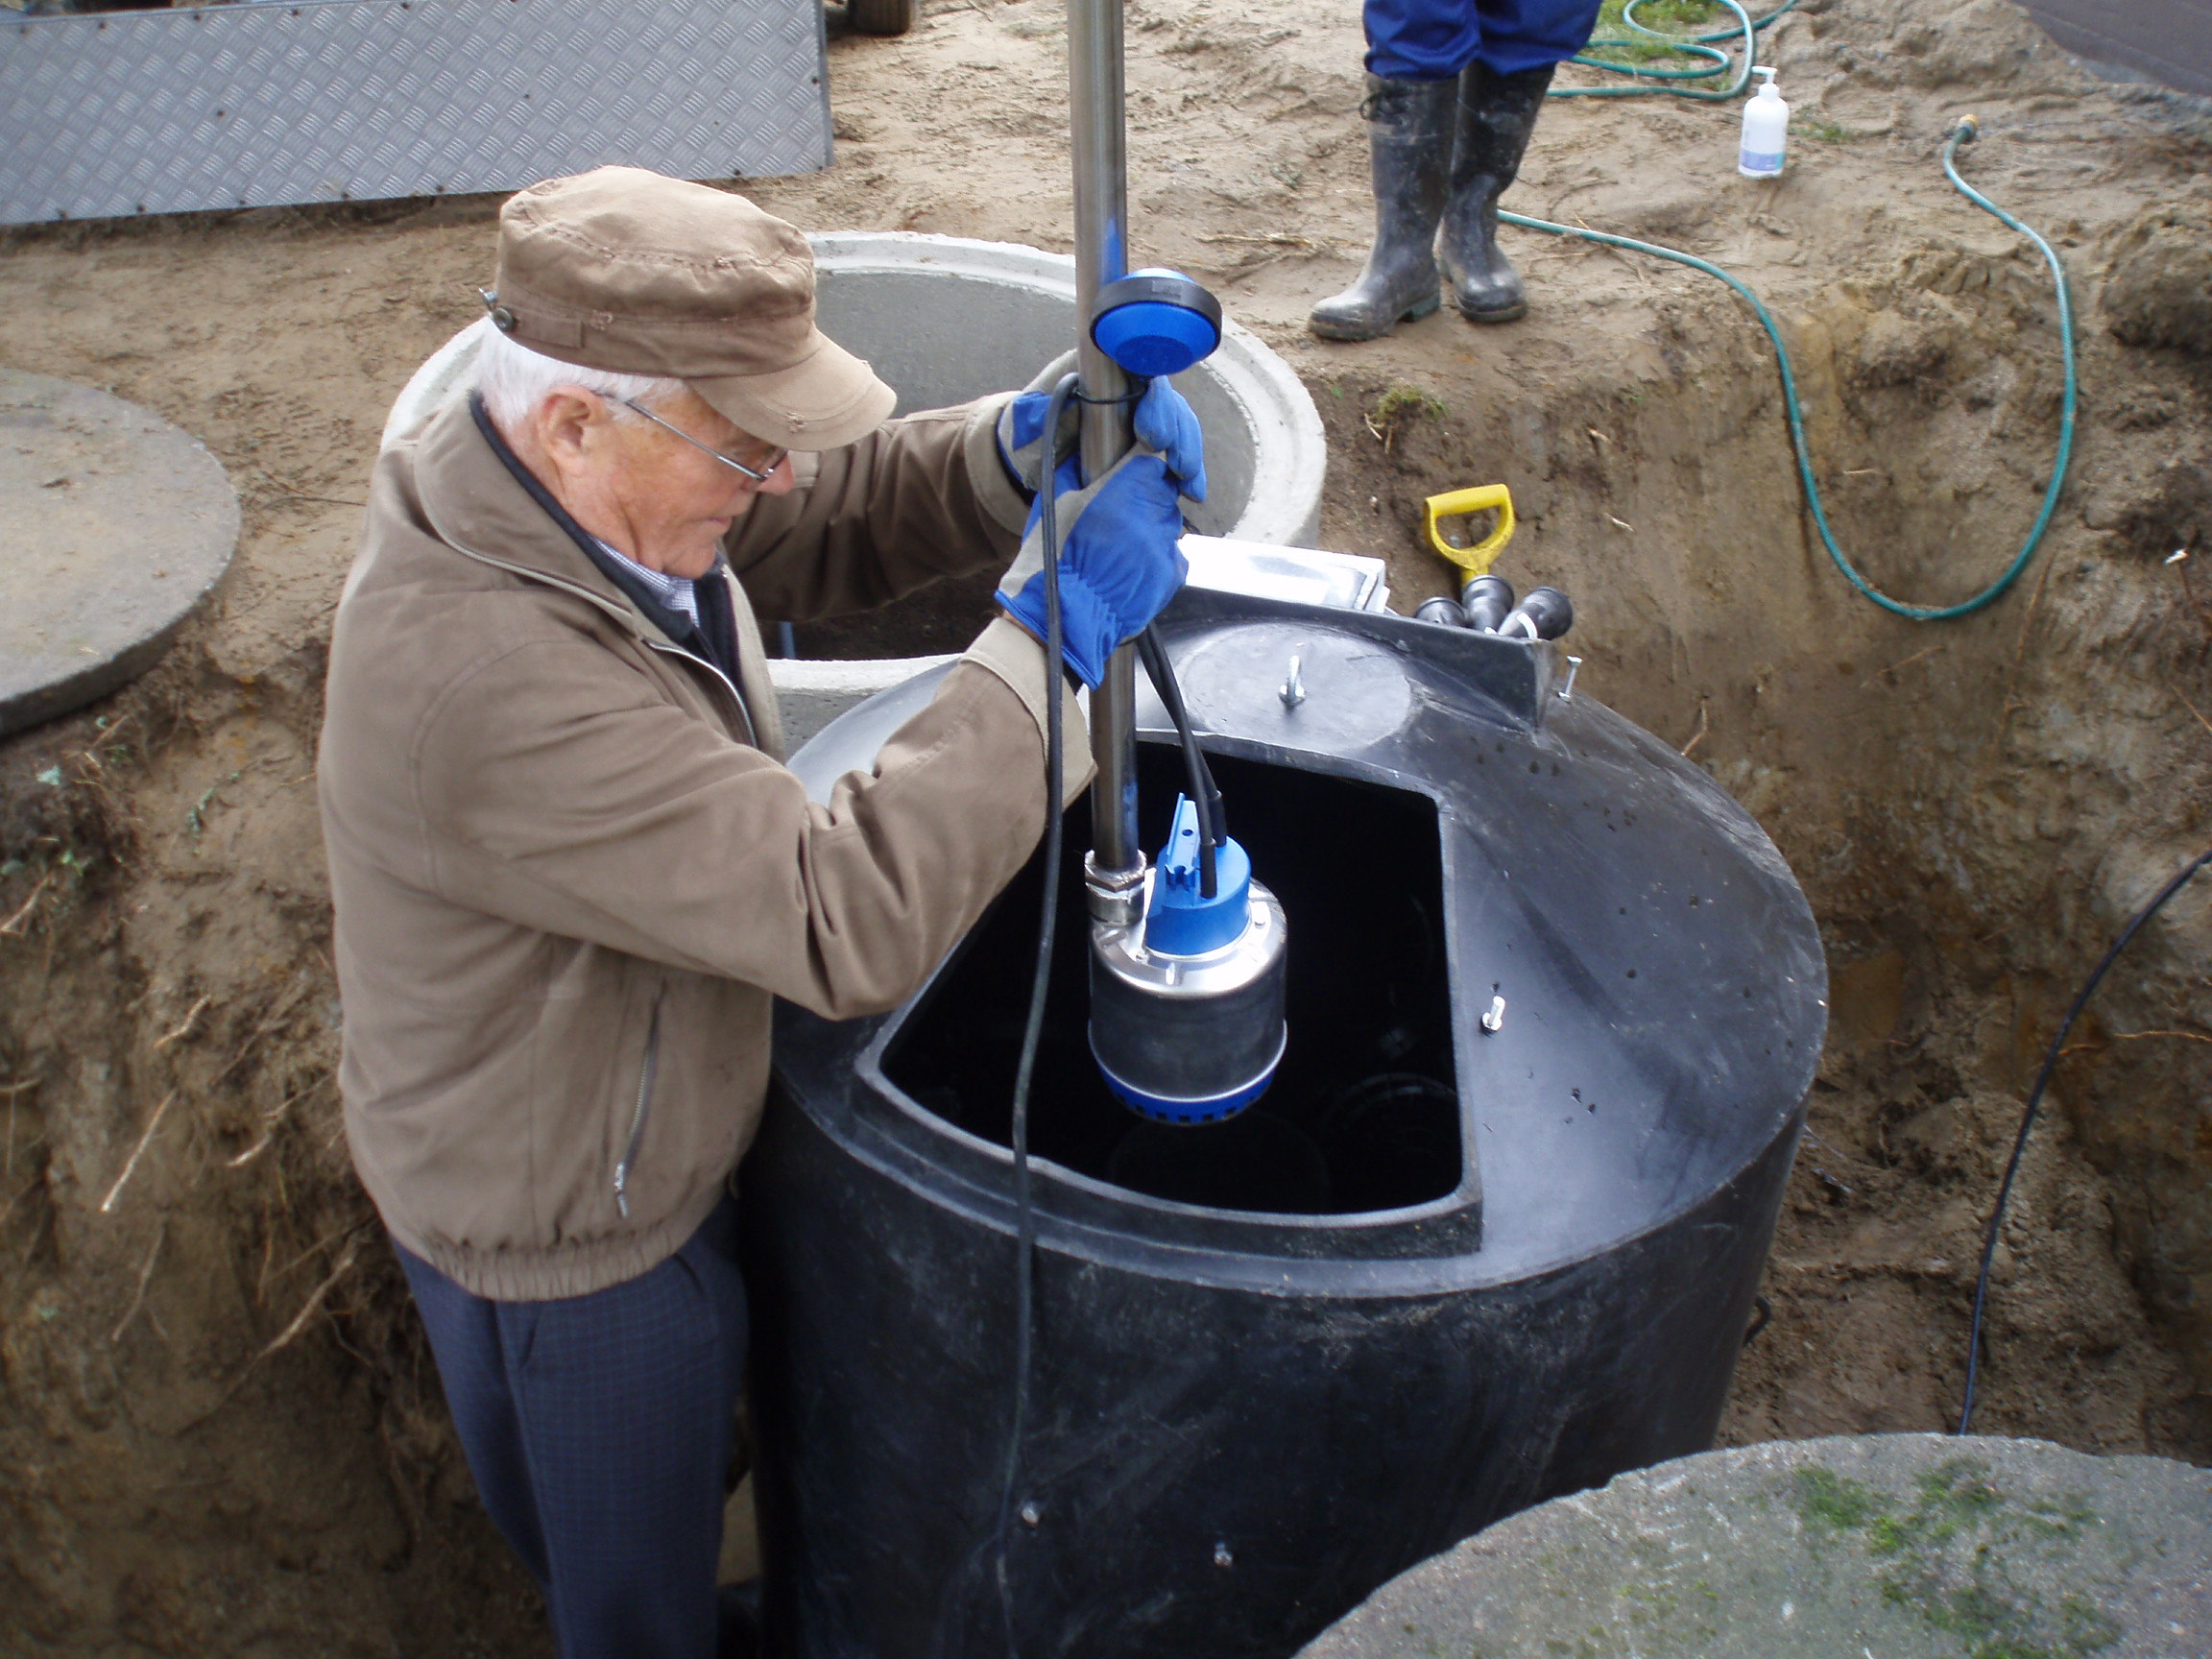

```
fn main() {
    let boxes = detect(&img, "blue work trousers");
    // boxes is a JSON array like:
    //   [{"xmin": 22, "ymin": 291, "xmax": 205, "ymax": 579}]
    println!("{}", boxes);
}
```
[
  {"xmin": 1365, "ymin": 0, "xmax": 1604, "ymax": 80},
  {"xmin": 396, "ymin": 1195, "xmax": 749, "ymax": 1659}
]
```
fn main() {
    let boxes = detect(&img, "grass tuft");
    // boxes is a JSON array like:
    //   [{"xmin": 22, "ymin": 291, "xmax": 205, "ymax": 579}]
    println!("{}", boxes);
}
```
[
  {"xmin": 1365, "ymin": 384, "xmax": 1447, "ymax": 452},
  {"xmin": 1584, "ymin": 0, "xmax": 1727, "ymax": 67}
]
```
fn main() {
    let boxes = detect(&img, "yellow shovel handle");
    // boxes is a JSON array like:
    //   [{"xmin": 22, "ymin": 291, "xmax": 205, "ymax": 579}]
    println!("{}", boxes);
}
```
[{"xmin": 1425, "ymin": 484, "xmax": 1516, "ymax": 576}]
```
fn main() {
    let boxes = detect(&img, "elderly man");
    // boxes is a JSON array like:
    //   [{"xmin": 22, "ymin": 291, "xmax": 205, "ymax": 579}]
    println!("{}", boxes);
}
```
[{"xmin": 318, "ymin": 168, "xmax": 1200, "ymax": 1658}]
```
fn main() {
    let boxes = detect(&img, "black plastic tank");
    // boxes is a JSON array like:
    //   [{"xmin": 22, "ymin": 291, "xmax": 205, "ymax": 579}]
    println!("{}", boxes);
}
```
[{"xmin": 741, "ymin": 586, "xmax": 1826, "ymax": 1659}]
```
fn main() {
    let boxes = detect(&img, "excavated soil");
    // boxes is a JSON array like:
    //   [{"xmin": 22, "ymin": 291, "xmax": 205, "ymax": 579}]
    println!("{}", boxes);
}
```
[{"xmin": 2, "ymin": 0, "xmax": 2210, "ymax": 1652}]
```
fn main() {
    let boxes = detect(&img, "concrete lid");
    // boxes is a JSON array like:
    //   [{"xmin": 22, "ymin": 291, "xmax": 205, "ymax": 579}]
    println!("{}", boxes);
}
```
[
  {"xmin": 1300, "ymin": 1433, "xmax": 2212, "ymax": 1659},
  {"xmin": 0, "ymin": 369, "xmax": 238, "ymax": 737}
]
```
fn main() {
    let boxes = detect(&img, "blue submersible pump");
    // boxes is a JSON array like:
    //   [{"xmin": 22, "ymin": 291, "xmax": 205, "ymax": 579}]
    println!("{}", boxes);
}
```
[
  {"xmin": 1046, "ymin": 0, "xmax": 1286, "ymax": 1127},
  {"xmin": 1088, "ymin": 786, "xmax": 1288, "ymax": 1122},
  {"xmin": 1068, "ymin": 274, "xmax": 1287, "ymax": 1121}
]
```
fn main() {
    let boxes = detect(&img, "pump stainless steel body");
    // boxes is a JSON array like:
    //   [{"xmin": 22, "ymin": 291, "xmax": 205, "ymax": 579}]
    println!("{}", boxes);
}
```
[{"xmin": 1087, "ymin": 874, "xmax": 1289, "ymax": 1118}]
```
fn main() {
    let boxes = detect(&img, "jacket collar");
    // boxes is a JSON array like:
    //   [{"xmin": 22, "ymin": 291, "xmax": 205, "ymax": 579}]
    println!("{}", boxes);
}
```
[
  {"xmin": 464, "ymin": 394, "xmax": 724, "ymax": 657},
  {"xmin": 406, "ymin": 391, "xmax": 779, "ymax": 756},
  {"xmin": 411, "ymin": 392, "xmax": 662, "ymax": 643}
]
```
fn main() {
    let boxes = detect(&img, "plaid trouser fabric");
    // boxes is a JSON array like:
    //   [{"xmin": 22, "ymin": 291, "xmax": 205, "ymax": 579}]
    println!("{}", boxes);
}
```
[{"xmin": 396, "ymin": 1196, "xmax": 748, "ymax": 1659}]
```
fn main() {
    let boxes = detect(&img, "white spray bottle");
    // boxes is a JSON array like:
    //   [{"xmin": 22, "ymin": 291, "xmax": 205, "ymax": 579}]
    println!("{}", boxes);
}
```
[{"xmin": 1738, "ymin": 66, "xmax": 1789, "ymax": 178}]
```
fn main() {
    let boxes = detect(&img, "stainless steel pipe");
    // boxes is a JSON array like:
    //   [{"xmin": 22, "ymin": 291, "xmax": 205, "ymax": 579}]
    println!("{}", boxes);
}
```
[{"xmin": 1068, "ymin": 0, "xmax": 1144, "ymax": 902}]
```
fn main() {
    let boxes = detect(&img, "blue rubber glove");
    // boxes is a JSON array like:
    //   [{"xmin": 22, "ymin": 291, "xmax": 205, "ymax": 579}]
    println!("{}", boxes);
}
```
[
  {"xmin": 997, "ymin": 445, "xmax": 1191, "ymax": 688},
  {"xmin": 996, "ymin": 351, "xmax": 1079, "ymax": 496},
  {"xmin": 1130, "ymin": 376, "xmax": 1207, "ymax": 505},
  {"xmin": 998, "ymin": 371, "xmax": 1208, "ymax": 506}
]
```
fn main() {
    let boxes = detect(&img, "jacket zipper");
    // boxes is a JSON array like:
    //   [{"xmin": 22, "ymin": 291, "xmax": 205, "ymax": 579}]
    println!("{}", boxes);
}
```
[
  {"xmin": 613, "ymin": 991, "xmax": 663, "ymax": 1219},
  {"xmin": 641, "ymin": 638, "xmax": 757, "ymax": 748}
]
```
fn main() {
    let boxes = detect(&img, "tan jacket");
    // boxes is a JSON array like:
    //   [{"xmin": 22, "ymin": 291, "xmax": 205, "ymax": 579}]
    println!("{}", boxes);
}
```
[{"xmin": 319, "ymin": 392, "xmax": 1089, "ymax": 1300}]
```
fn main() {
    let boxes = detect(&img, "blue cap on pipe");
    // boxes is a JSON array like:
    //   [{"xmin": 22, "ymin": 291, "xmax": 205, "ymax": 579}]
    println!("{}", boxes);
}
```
[{"xmin": 1091, "ymin": 269, "xmax": 1223, "ymax": 378}]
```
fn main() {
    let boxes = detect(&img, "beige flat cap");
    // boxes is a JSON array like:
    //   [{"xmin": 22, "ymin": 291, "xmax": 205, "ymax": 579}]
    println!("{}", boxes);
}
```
[{"xmin": 488, "ymin": 166, "xmax": 896, "ymax": 451}]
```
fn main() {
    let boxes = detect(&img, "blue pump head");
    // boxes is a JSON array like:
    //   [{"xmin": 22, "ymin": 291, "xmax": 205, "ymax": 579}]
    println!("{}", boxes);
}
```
[
  {"xmin": 1090, "ymin": 269, "xmax": 1224, "ymax": 378},
  {"xmin": 1145, "ymin": 796, "xmax": 1251, "ymax": 956}
]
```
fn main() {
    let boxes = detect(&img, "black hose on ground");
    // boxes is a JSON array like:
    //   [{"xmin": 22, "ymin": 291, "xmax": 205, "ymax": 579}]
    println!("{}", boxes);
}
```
[{"xmin": 1957, "ymin": 845, "xmax": 2212, "ymax": 1435}]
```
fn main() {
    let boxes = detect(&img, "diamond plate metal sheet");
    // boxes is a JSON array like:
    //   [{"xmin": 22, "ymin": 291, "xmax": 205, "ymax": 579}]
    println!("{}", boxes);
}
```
[{"xmin": 0, "ymin": 0, "xmax": 831, "ymax": 225}]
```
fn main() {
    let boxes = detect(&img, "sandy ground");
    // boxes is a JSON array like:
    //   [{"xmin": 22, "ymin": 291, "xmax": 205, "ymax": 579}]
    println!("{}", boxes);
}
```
[{"xmin": 2, "ymin": 0, "xmax": 2210, "ymax": 1651}]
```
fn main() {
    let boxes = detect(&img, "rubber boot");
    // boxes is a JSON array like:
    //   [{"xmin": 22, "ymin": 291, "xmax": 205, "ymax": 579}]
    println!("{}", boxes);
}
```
[
  {"xmin": 1308, "ymin": 75, "xmax": 1455, "ymax": 342},
  {"xmin": 1439, "ymin": 62, "xmax": 1555, "ymax": 324}
]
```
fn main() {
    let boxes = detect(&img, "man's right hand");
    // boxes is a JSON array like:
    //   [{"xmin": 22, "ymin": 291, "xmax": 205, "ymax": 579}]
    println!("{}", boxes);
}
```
[{"xmin": 997, "ymin": 449, "xmax": 1189, "ymax": 688}]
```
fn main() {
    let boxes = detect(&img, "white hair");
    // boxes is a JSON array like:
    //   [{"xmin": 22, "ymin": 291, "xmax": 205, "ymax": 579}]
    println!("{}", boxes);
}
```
[{"xmin": 474, "ymin": 325, "xmax": 687, "ymax": 428}]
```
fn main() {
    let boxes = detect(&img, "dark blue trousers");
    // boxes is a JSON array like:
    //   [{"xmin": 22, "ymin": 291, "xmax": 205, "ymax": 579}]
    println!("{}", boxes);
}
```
[
  {"xmin": 397, "ymin": 1196, "xmax": 748, "ymax": 1659},
  {"xmin": 1365, "ymin": 0, "xmax": 1604, "ymax": 79}
]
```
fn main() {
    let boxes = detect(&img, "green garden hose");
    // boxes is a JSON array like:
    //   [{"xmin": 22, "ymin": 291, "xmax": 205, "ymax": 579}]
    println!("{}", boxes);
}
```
[
  {"xmin": 1499, "ymin": 117, "xmax": 2079, "ymax": 620},
  {"xmin": 1553, "ymin": 0, "xmax": 1802, "ymax": 101}
]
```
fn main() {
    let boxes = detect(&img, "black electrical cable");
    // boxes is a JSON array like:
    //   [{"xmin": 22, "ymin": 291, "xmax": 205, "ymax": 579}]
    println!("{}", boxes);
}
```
[
  {"xmin": 987, "ymin": 379, "xmax": 1223, "ymax": 1645},
  {"xmin": 991, "ymin": 372, "xmax": 1081, "ymax": 1658},
  {"xmin": 1136, "ymin": 624, "xmax": 1225, "ymax": 899},
  {"xmin": 1957, "ymin": 844, "xmax": 2212, "ymax": 1436}
]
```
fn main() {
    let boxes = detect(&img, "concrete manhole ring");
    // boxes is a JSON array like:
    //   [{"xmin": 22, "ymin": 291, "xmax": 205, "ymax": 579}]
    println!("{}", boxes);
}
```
[
  {"xmin": 0, "ymin": 368, "xmax": 239, "ymax": 738},
  {"xmin": 1299, "ymin": 1432, "xmax": 2212, "ymax": 1658}
]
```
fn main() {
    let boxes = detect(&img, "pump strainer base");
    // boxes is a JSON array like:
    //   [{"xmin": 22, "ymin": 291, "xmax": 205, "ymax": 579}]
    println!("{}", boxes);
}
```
[{"xmin": 1094, "ymin": 1023, "xmax": 1286, "ymax": 1125}]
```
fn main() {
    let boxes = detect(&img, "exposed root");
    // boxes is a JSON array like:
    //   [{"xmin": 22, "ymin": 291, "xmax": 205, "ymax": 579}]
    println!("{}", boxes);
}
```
[
  {"xmin": 109, "ymin": 1220, "xmax": 166, "ymax": 1344},
  {"xmin": 1196, "ymin": 231, "xmax": 1325, "ymax": 250},
  {"xmin": 2164, "ymin": 679, "xmax": 2212, "ymax": 742},
  {"xmin": 1861, "ymin": 643, "xmax": 1948, "ymax": 690},
  {"xmin": 0, "ymin": 1169, "xmax": 43, "ymax": 1234},
  {"xmin": 98, "ymin": 1089, "xmax": 178, "ymax": 1215},
  {"xmin": 250, "ymin": 1234, "xmax": 364, "ymax": 1369},
  {"xmin": 186, "ymin": 1233, "xmax": 369, "ymax": 1431},
  {"xmin": 0, "ymin": 873, "xmax": 55, "ymax": 938},
  {"xmin": 2170, "ymin": 547, "xmax": 2212, "ymax": 648},
  {"xmin": 207, "ymin": 985, "xmax": 312, "ymax": 1093},
  {"xmin": 226, "ymin": 1073, "xmax": 331, "ymax": 1170},
  {"xmin": 262, "ymin": 1215, "xmax": 366, "ymax": 1298},
  {"xmin": 1984, "ymin": 547, "xmax": 2061, "ymax": 767},
  {"xmin": 154, "ymin": 994, "xmax": 214, "ymax": 1051},
  {"xmin": 1680, "ymin": 699, "xmax": 1710, "ymax": 758}
]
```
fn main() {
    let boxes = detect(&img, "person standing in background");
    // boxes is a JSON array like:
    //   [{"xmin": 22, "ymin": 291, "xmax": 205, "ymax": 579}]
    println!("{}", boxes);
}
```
[{"xmin": 1310, "ymin": 0, "xmax": 1604, "ymax": 341}]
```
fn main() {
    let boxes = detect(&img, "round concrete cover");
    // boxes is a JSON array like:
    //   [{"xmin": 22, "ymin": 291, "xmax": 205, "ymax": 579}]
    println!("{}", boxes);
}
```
[
  {"xmin": 0, "ymin": 368, "xmax": 238, "ymax": 737},
  {"xmin": 1300, "ymin": 1433, "xmax": 2211, "ymax": 1659}
]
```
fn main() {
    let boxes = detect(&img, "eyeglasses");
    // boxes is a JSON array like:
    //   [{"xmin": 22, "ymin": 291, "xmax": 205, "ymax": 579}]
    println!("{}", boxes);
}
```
[{"xmin": 621, "ymin": 397, "xmax": 787, "ymax": 485}]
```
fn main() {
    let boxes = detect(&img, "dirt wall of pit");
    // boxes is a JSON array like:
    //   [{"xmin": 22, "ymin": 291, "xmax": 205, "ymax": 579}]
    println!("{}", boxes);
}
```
[{"xmin": 1300, "ymin": 234, "xmax": 2212, "ymax": 1447}]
